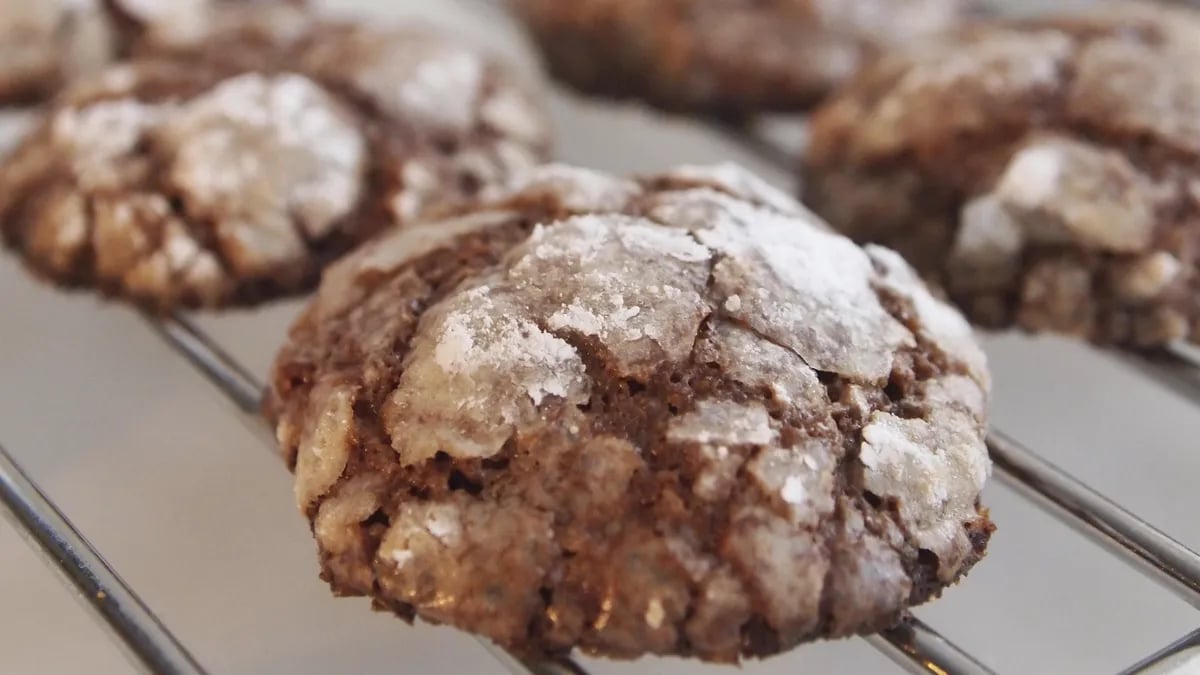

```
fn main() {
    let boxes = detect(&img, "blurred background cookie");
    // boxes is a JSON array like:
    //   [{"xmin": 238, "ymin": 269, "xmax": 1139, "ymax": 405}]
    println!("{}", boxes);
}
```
[
  {"xmin": 103, "ymin": 0, "xmax": 312, "ymax": 59},
  {"xmin": 0, "ymin": 0, "xmax": 114, "ymax": 105},
  {"xmin": 0, "ymin": 21, "xmax": 549, "ymax": 310},
  {"xmin": 803, "ymin": 1, "xmax": 1200, "ymax": 348},
  {"xmin": 508, "ymin": 0, "xmax": 971, "ymax": 115}
]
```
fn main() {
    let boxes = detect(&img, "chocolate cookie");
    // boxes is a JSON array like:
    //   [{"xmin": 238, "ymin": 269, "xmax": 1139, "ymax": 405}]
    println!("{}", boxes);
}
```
[
  {"xmin": 509, "ymin": 0, "xmax": 970, "ymax": 115},
  {"xmin": 0, "ymin": 1, "xmax": 301, "ymax": 107},
  {"xmin": 0, "ymin": 0, "xmax": 114, "ymax": 105},
  {"xmin": 266, "ymin": 163, "xmax": 994, "ymax": 661},
  {"xmin": 803, "ymin": 2, "xmax": 1200, "ymax": 348},
  {"xmin": 0, "ymin": 23, "xmax": 549, "ymax": 310}
]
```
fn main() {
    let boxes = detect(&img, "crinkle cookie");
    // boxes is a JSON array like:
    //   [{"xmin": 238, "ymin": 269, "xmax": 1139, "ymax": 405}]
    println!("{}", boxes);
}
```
[
  {"xmin": 0, "ymin": 24, "xmax": 549, "ymax": 310},
  {"xmin": 266, "ymin": 163, "xmax": 994, "ymax": 661},
  {"xmin": 0, "ymin": 0, "xmax": 302, "ymax": 107},
  {"xmin": 508, "ymin": 0, "xmax": 970, "ymax": 115},
  {"xmin": 804, "ymin": 2, "xmax": 1200, "ymax": 347},
  {"xmin": 0, "ymin": 0, "xmax": 114, "ymax": 105}
]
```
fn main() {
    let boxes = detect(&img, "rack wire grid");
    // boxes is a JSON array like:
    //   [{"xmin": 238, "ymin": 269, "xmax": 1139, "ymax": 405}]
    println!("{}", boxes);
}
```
[{"xmin": 1, "ymin": 0, "xmax": 1199, "ymax": 673}]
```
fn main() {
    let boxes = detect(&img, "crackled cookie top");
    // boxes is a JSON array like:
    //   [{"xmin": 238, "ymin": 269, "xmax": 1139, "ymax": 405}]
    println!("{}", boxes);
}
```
[
  {"xmin": 267, "ymin": 163, "xmax": 994, "ymax": 661},
  {"xmin": 510, "ymin": 0, "xmax": 969, "ymax": 114},
  {"xmin": 0, "ymin": 23, "xmax": 549, "ymax": 309},
  {"xmin": 804, "ymin": 2, "xmax": 1200, "ymax": 347}
]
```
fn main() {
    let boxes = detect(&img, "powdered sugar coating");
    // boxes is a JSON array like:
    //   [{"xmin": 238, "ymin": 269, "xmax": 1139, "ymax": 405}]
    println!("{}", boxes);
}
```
[
  {"xmin": 805, "ymin": 2, "xmax": 1200, "ymax": 347},
  {"xmin": 383, "ymin": 284, "xmax": 591, "ymax": 465},
  {"xmin": 0, "ymin": 20, "xmax": 550, "ymax": 309},
  {"xmin": 860, "ymin": 406, "xmax": 990, "ymax": 580},
  {"xmin": 269, "ymin": 162, "xmax": 993, "ymax": 661},
  {"xmin": 161, "ymin": 73, "xmax": 366, "ymax": 273},
  {"xmin": 647, "ymin": 188, "xmax": 912, "ymax": 381},
  {"xmin": 296, "ymin": 23, "xmax": 550, "ymax": 225}
]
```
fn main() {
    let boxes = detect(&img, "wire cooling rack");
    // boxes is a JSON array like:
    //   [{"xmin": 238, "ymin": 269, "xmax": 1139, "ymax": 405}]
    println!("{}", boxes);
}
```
[{"xmin": 2, "ymin": 1, "xmax": 1199, "ymax": 673}]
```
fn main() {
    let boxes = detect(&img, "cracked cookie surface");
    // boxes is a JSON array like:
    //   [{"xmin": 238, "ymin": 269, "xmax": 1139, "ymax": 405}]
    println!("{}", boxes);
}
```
[
  {"xmin": 804, "ymin": 2, "xmax": 1200, "ymax": 348},
  {"xmin": 0, "ymin": 23, "xmax": 549, "ymax": 309},
  {"xmin": 267, "ymin": 163, "xmax": 994, "ymax": 661},
  {"xmin": 509, "ymin": 0, "xmax": 969, "ymax": 114}
]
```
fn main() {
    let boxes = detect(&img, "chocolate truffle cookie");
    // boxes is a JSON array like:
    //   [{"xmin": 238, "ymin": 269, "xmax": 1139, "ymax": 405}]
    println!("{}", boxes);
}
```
[
  {"xmin": 509, "ymin": 0, "xmax": 970, "ymax": 115},
  {"xmin": 267, "ymin": 163, "xmax": 994, "ymax": 661},
  {"xmin": 804, "ymin": 2, "xmax": 1200, "ymax": 347},
  {"xmin": 0, "ymin": 0, "xmax": 302, "ymax": 108},
  {"xmin": 0, "ymin": 0, "xmax": 113, "ymax": 105},
  {"xmin": 0, "ymin": 24, "xmax": 549, "ymax": 310}
]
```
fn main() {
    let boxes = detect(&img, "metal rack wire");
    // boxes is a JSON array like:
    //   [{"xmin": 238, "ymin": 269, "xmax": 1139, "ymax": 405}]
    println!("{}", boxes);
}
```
[{"xmin": 2, "ymin": 1, "xmax": 1200, "ymax": 673}]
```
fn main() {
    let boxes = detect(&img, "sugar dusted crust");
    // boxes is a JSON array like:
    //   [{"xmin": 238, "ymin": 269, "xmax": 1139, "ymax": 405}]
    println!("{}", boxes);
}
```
[
  {"xmin": 509, "ymin": 0, "xmax": 968, "ymax": 114},
  {"xmin": 804, "ymin": 2, "xmax": 1200, "ymax": 348},
  {"xmin": 267, "ymin": 163, "xmax": 994, "ymax": 661},
  {"xmin": 0, "ymin": 20, "xmax": 549, "ymax": 310}
]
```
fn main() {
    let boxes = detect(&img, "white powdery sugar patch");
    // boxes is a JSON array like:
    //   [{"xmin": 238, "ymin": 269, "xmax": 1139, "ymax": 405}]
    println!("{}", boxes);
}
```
[
  {"xmin": 390, "ymin": 160, "xmax": 440, "ymax": 221},
  {"xmin": 432, "ymin": 302, "xmax": 582, "ymax": 406},
  {"xmin": 516, "ymin": 215, "xmax": 711, "ymax": 375},
  {"xmin": 691, "ymin": 443, "xmax": 744, "ymax": 502},
  {"xmin": 668, "ymin": 400, "xmax": 776, "ymax": 447},
  {"xmin": 615, "ymin": 219, "xmax": 711, "ymax": 263},
  {"xmin": 662, "ymin": 162, "xmax": 803, "ymax": 216},
  {"xmin": 644, "ymin": 598, "xmax": 666, "ymax": 629},
  {"xmin": 700, "ymin": 321, "xmax": 828, "ymax": 412},
  {"xmin": 423, "ymin": 503, "xmax": 463, "ymax": 546},
  {"xmin": 781, "ymin": 476, "xmax": 806, "ymax": 504},
  {"xmin": 859, "ymin": 409, "xmax": 990, "ymax": 579},
  {"xmin": 924, "ymin": 375, "xmax": 987, "ymax": 423},
  {"xmin": 54, "ymin": 99, "xmax": 166, "ymax": 187},
  {"xmin": 506, "ymin": 164, "xmax": 642, "ymax": 212},
  {"xmin": 547, "ymin": 303, "xmax": 605, "ymax": 336},
  {"xmin": 745, "ymin": 442, "xmax": 836, "ymax": 528},
  {"xmin": 375, "ymin": 501, "xmax": 475, "ymax": 585},
  {"xmin": 353, "ymin": 37, "xmax": 484, "ymax": 134},
  {"xmin": 867, "ymin": 246, "xmax": 990, "ymax": 386},
  {"xmin": 385, "ymin": 285, "xmax": 590, "ymax": 465},
  {"xmin": 161, "ymin": 73, "xmax": 366, "ymax": 243},
  {"xmin": 953, "ymin": 193, "xmax": 1026, "ymax": 288},
  {"xmin": 992, "ymin": 135, "xmax": 1155, "ymax": 252},
  {"xmin": 687, "ymin": 197, "xmax": 912, "ymax": 382},
  {"xmin": 479, "ymin": 85, "xmax": 547, "ymax": 146},
  {"xmin": 996, "ymin": 142, "xmax": 1064, "ymax": 210}
]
